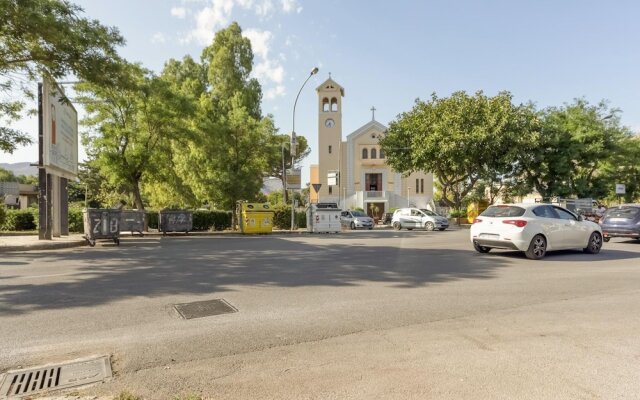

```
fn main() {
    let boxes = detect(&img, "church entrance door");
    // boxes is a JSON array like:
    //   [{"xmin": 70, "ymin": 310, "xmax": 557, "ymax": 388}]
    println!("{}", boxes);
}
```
[{"xmin": 367, "ymin": 202, "xmax": 385, "ymax": 223}]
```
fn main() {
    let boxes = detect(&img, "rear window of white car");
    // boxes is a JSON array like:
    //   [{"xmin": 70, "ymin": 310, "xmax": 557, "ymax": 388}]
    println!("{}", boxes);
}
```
[
  {"xmin": 480, "ymin": 206, "xmax": 525, "ymax": 218},
  {"xmin": 606, "ymin": 206, "xmax": 640, "ymax": 219}
]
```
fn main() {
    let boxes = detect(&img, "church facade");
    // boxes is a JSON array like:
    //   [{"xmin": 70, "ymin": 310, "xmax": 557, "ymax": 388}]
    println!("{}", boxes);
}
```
[{"xmin": 309, "ymin": 77, "xmax": 434, "ymax": 218}]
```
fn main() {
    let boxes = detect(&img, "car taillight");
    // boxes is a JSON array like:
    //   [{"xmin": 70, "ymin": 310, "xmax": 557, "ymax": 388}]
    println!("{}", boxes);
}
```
[
  {"xmin": 503, "ymin": 219, "xmax": 527, "ymax": 228},
  {"xmin": 473, "ymin": 218, "xmax": 482, "ymax": 224}
]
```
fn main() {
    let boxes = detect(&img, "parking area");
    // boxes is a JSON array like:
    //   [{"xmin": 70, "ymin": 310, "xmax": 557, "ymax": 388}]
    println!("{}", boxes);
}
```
[{"xmin": 1, "ymin": 229, "xmax": 640, "ymax": 399}]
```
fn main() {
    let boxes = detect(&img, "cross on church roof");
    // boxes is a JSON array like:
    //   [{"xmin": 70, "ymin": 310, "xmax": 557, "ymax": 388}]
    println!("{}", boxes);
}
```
[{"xmin": 370, "ymin": 106, "xmax": 376, "ymax": 121}]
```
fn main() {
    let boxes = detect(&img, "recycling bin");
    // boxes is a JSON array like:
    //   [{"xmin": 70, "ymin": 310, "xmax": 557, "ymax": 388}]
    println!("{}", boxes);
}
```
[
  {"xmin": 83, "ymin": 208, "xmax": 121, "ymax": 246},
  {"xmin": 119, "ymin": 209, "xmax": 145, "ymax": 236},
  {"xmin": 237, "ymin": 201, "xmax": 274, "ymax": 234},
  {"xmin": 159, "ymin": 210, "xmax": 193, "ymax": 235},
  {"xmin": 307, "ymin": 203, "xmax": 341, "ymax": 233}
]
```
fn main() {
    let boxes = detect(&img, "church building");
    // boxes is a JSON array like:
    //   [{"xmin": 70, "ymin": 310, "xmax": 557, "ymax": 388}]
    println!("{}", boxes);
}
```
[{"xmin": 309, "ymin": 77, "xmax": 434, "ymax": 218}]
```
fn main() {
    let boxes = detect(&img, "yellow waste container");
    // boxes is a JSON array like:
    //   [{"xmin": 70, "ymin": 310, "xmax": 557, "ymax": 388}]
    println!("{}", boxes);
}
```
[
  {"xmin": 467, "ymin": 200, "xmax": 489, "ymax": 224},
  {"xmin": 237, "ymin": 201, "xmax": 274, "ymax": 234}
]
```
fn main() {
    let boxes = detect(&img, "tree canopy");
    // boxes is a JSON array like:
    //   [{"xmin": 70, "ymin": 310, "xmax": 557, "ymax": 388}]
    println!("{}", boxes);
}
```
[
  {"xmin": 0, "ymin": 0, "xmax": 124, "ymax": 153},
  {"xmin": 381, "ymin": 91, "xmax": 538, "ymax": 209}
]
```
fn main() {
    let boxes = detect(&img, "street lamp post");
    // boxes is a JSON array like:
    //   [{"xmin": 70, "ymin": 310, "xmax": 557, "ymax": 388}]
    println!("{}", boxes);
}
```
[
  {"xmin": 290, "ymin": 66, "xmax": 319, "ymax": 231},
  {"xmin": 407, "ymin": 186, "xmax": 411, "ymax": 207}
]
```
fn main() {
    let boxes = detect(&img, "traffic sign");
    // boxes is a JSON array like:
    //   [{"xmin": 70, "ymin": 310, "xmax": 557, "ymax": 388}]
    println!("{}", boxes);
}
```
[{"xmin": 312, "ymin": 183, "xmax": 322, "ymax": 193}]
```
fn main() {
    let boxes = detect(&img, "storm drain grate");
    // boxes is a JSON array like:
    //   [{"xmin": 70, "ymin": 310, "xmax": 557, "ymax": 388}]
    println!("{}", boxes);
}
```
[
  {"xmin": 0, "ymin": 356, "xmax": 111, "ymax": 399},
  {"xmin": 174, "ymin": 298, "xmax": 238, "ymax": 319}
]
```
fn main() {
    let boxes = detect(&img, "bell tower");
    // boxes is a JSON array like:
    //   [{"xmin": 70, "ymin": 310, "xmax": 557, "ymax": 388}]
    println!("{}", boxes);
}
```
[{"xmin": 315, "ymin": 77, "xmax": 344, "ymax": 201}]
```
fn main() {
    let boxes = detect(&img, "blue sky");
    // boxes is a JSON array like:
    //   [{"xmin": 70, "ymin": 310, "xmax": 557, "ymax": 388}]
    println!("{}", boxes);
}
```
[{"xmin": 3, "ymin": 0, "xmax": 640, "ymax": 185}]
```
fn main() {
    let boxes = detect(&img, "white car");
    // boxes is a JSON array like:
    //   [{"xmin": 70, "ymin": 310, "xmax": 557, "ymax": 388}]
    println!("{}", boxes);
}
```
[
  {"xmin": 470, "ymin": 203, "xmax": 603, "ymax": 260},
  {"xmin": 392, "ymin": 208, "xmax": 449, "ymax": 231},
  {"xmin": 340, "ymin": 210, "xmax": 374, "ymax": 230}
]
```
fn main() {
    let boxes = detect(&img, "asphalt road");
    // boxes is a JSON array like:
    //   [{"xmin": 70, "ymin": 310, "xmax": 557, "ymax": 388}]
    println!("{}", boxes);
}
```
[{"xmin": 1, "ymin": 229, "xmax": 640, "ymax": 399}]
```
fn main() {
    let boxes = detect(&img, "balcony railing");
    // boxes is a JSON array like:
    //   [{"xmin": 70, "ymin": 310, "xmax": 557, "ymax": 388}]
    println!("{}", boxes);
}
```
[{"xmin": 365, "ymin": 191, "xmax": 385, "ymax": 199}]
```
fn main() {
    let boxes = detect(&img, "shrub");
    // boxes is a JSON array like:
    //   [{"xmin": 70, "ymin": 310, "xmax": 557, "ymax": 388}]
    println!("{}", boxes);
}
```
[
  {"xmin": 0, "ymin": 209, "xmax": 37, "ymax": 231},
  {"xmin": 192, "ymin": 210, "xmax": 232, "ymax": 231},
  {"xmin": 69, "ymin": 208, "xmax": 84, "ymax": 233},
  {"xmin": 271, "ymin": 205, "xmax": 291, "ymax": 229},
  {"xmin": 147, "ymin": 210, "xmax": 159, "ymax": 229},
  {"xmin": 449, "ymin": 209, "xmax": 468, "ymax": 218},
  {"xmin": 0, "ymin": 205, "xmax": 6, "ymax": 227}
]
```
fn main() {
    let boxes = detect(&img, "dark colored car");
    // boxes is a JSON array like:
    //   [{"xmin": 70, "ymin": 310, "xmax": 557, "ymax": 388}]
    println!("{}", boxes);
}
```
[
  {"xmin": 380, "ymin": 212, "xmax": 393, "ymax": 225},
  {"xmin": 600, "ymin": 204, "xmax": 640, "ymax": 242}
]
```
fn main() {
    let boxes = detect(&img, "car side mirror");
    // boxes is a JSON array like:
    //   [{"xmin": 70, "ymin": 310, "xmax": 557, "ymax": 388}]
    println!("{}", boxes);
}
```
[{"xmin": 578, "ymin": 215, "xmax": 584, "ymax": 221}]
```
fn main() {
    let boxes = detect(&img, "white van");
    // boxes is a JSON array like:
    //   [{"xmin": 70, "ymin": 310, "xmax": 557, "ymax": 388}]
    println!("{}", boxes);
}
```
[{"xmin": 391, "ymin": 208, "xmax": 449, "ymax": 231}]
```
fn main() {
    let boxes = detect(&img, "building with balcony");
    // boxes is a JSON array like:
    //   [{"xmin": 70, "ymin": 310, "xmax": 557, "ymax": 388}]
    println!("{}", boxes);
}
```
[{"xmin": 309, "ymin": 77, "xmax": 434, "ymax": 219}]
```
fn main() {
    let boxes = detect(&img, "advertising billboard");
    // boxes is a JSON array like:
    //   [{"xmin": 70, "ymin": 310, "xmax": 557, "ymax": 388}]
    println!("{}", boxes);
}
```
[
  {"xmin": 42, "ymin": 80, "xmax": 78, "ymax": 179},
  {"xmin": 286, "ymin": 168, "xmax": 301, "ymax": 190}
]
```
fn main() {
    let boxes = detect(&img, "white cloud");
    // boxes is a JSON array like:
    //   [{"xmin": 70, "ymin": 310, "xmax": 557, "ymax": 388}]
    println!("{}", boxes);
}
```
[
  {"xmin": 254, "ymin": 60, "xmax": 284, "ymax": 84},
  {"xmin": 280, "ymin": 0, "xmax": 301, "ymax": 13},
  {"xmin": 187, "ymin": 0, "xmax": 235, "ymax": 44},
  {"xmin": 236, "ymin": 0, "xmax": 254, "ymax": 8},
  {"xmin": 171, "ymin": 6, "xmax": 188, "ymax": 18},
  {"xmin": 151, "ymin": 32, "xmax": 166, "ymax": 44},
  {"xmin": 243, "ymin": 28, "xmax": 286, "ymax": 98},
  {"xmin": 254, "ymin": 0, "xmax": 274, "ymax": 16},
  {"xmin": 243, "ymin": 29, "xmax": 272, "ymax": 59},
  {"xmin": 181, "ymin": 0, "xmax": 303, "ymax": 44},
  {"xmin": 265, "ymin": 85, "xmax": 286, "ymax": 100}
]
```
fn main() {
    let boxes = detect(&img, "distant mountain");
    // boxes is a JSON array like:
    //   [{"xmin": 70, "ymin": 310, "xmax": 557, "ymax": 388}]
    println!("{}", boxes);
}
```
[
  {"xmin": 262, "ymin": 177, "xmax": 283, "ymax": 194},
  {"xmin": 0, "ymin": 162, "xmax": 38, "ymax": 177}
]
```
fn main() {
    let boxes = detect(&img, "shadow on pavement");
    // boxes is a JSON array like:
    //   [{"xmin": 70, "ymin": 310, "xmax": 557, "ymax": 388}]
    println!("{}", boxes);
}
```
[{"xmin": 0, "ymin": 232, "xmax": 592, "ymax": 315}]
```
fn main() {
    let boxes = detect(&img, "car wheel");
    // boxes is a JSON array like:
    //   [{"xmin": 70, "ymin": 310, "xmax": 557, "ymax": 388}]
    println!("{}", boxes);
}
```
[
  {"xmin": 350, "ymin": 222, "xmax": 356, "ymax": 230},
  {"xmin": 425, "ymin": 222, "xmax": 435, "ymax": 231},
  {"xmin": 525, "ymin": 234, "xmax": 547, "ymax": 260},
  {"xmin": 473, "ymin": 241, "xmax": 491, "ymax": 253},
  {"xmin": 603, "ymin": 237, "xmax": 610, "ymax": 242},
  {"xmin": 583, "ymin": 232, "xmax": 603, "ymax": 254},
  {"xmin": 393, "ymin": 221, "xmax": 401, "ymax": 230}
]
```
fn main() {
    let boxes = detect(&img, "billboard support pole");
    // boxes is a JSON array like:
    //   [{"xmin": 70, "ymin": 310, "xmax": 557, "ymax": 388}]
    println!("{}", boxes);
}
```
[{"xmin": 37, "ymin": 83, "xmax": 51, "ymax": 240}]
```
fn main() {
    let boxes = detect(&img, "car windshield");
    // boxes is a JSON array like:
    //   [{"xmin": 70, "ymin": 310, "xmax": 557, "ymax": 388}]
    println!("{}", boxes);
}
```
[
  {"xmin": 605, "ymin": 206, "xmax": 640, "ymax": 219},
  {"xmin": 351, "ymin": 211, "xmax": 367, "ymax": 217},
  {"xmin": 420, "ymin": 209, "xmax": 439, "ymax": 216},
  {"xmin": 480, "ymin": 205, "xmax": 526, "ymax": 218}
]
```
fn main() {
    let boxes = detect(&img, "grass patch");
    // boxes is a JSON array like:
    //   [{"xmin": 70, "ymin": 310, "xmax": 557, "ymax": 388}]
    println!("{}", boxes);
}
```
[{"xmin": 114, "ymin": 391, "xmax": 143, "ymax": 400}]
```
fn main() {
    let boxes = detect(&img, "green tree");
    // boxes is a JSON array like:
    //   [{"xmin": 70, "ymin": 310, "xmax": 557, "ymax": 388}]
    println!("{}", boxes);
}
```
[
  {"xmin": 78, "ymin": 62, "xmax": 193, "ymax": 210},
  {"xmin": 0, "ymin": 166, "xmax": 17, "ymax": 181},
  {"xmin": 519, "ymin": 100, "xmax": 630, "ymax": 201},
  {"xmin": 381, "ymin": 91, "xmax": 537, "ymax": 210},
  {"xmin": 0, "ymin": 0, "xmax": 124, "ymax": 153},
  {"xmin": 174, "ymin": 23, "xmax": 278, "ymax": 216}
]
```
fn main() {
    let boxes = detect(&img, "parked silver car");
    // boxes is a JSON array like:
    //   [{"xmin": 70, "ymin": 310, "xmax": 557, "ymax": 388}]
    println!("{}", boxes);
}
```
[
  {"xmin": 392, "ymin": 208, "xmax": 449, "ymax": 231},
  {"xmin": 340, "ymin": 210, "xmax": 374, "ymax": 230}
]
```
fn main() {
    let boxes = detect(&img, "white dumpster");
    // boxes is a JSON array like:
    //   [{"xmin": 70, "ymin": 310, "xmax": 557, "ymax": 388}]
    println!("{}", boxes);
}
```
[{"xmin": 307, "ymin": 203, "xmax": 342, "ymax": 233}]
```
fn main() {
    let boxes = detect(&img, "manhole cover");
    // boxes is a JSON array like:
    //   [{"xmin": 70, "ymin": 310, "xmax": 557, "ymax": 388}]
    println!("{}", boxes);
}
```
[
  {"xmin": 0, "ymin": 356, "xmax": 111, "ymax": 399},
  {"xmin": 174, "ymin": 299, "xmax": 238, "ymax": 319}
]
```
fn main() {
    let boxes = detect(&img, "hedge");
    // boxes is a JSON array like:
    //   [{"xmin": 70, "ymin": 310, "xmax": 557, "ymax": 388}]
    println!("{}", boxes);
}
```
[
  {"xmin": 271, "ymin": 205, "xmax": 306, "ymax": 229},
  {"xmin": 0, "ymin": 209, "xmax": 38, "ymax": 231},
  {"xmin": 0, "ymin": 206, "xmax": 6, "ymax": 227}
]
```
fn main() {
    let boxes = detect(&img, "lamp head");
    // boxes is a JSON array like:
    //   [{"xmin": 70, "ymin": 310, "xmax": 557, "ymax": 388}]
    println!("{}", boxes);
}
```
[{"xmin": 310, "ymin": 67, "xmax": 319, "ymax": 75}]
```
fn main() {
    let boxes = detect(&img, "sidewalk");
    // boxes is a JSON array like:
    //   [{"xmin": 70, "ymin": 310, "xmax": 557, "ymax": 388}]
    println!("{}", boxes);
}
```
[
  {"xmin": 0, "ymin": 234, "xmax": 87, "ymax": 252},
  {"xmin": 1, "ymin": 225, "xmax": 470, "ymax": 253}
]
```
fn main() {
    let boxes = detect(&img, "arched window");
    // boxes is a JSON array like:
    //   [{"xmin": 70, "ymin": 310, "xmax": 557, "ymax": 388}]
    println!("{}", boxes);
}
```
[
  {"xmin": 362, "ymin": 148, "xmax": 368, "ymax": 159},
  {"xmin": 379, "ymin": 149, "xmax": 385, "ymax": 158},
  {"xmin": 322, "ymin": 98, "xmax": 329, "ymax": 112},
  {"xmin": 371, "ymin": 148, "xmax": 377, "ymax": 159},
  {"xmin": 331, "ymin": 97, "xmax": 338, "ymax": 112}
]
